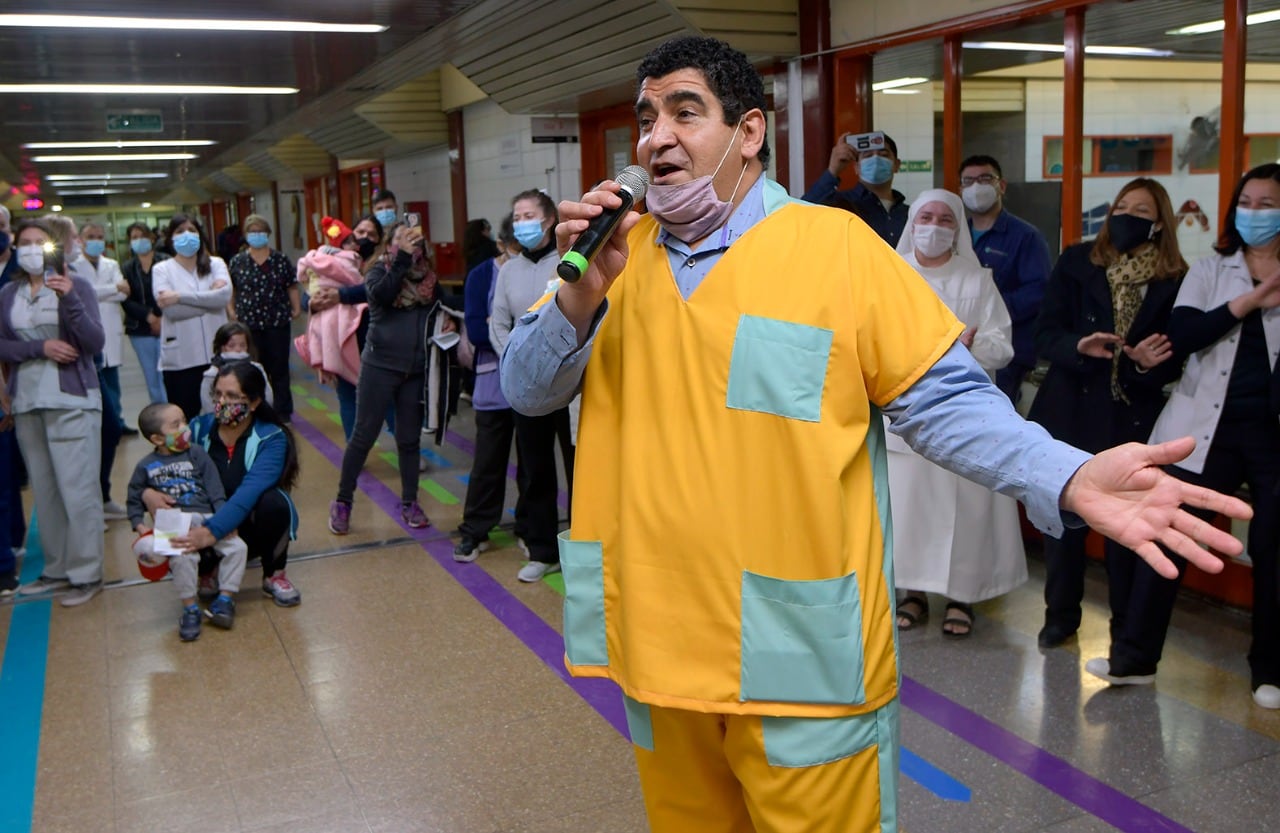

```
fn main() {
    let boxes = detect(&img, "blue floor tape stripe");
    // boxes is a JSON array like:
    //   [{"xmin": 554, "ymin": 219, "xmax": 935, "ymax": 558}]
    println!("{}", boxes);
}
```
[
  {"xmin": 900, "ymin": 746, "xmax": 972, "ymax": 802},
  {"xmin": 0, "ymin": 598, "xmax": 52, "ymax": 833}
]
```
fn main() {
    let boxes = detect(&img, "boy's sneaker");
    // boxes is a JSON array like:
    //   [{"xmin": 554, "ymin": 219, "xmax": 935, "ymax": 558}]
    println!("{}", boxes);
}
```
[
  {"xmin": 400, "ymin": 501, "xmax": 430, "ymax": 529},
  {"xmin": 103, "ymin": 500, "xmax": 128, "ymax": 521},
  {"xmin": 179, "ymin": 606, "xmax": 202, "ymax": 642},
  {"xmin": 0, "ymin": 573, "xmax": 18, "ymax": 596},
  {"xmin": 60, "ymin": 582, "xmax": 102, "ymax": 608},
  {"xmin": 328, "ymin": 500, "xmax": 351, "ymax": 535},
  {"xmin": 207, "ymin": 595, "xmax": 236, "ymax": 629},
  {"xmin": 18, "ymin": 575, "xmax": 72, "ymax": 596},
  {"xmin": 262, "ymin": 573, "xmax": 301, "ymax": 607},
  {"xmin": 453, "ymin": 534, "xmax": 489, "ymax": 563},
  {"xmin": 517, "ymin": 561, "xmax": 561, "ymax": 583},
  {"xmin": 197, "ymin": 573, "xmax": 219, "ymax": 601}
]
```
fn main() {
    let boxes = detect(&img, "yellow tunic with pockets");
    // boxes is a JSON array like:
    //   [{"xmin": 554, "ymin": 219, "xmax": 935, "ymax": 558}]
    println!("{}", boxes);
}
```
[{"xmin": 558, "ymin": 195, "xmax": 964, "ymax": 720}]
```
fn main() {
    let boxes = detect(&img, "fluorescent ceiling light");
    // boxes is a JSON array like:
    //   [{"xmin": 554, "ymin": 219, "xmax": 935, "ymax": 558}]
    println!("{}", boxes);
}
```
[
  {"xmin": 54, "ymin": 188, "xmax": 146, "ymax": 196},
  {"xmin": 880, "ymin": 89, "xmax": 922, "ymax": 95},
  {"xmin": 963, "ymin": 41, "xmax": 1174, "ymax": 57},
  {"xmin": 1167, "ymin": 10, "xmax": 1280, "ymax": 36},
  {"xmin": 0, "ymin": 14, "xmax": 387, "ymax": 34},
  {"xmin": 872, "ymin": 77, "xmax": 929, "ymax": 91},
  {"xmin": 31, "ymin": 153, "xmax": 196, "ymax": 162},
  {"xmin": 24, "ymin": 140, "xmax": 215, "ymax": 149},
  {"xmin": 0, "ymin": 84, "xmax": 297, "ymax": 95},
  {"xmin": 44, "ymin": 173, "xmax": 170, "ymax": 181},
  {"xmin": 141, "ymin": 202, "xmax": 152, "ymax": 208}
]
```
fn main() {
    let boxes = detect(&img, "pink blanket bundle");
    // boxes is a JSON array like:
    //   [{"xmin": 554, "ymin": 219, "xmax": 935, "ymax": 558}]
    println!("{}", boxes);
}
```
[{"xmin": 294, "ymin": 249, "xmax": 365, "ymax": 385}]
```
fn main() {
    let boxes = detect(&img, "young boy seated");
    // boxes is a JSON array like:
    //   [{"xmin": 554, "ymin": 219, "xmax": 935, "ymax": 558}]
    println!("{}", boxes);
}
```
[{"xmin": 128, "ymin": 402, "xmax": 248, "ymax": 642}]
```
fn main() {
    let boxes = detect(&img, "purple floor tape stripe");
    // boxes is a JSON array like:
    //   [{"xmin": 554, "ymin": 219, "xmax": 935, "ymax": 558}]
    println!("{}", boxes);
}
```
[
  {"xmin": 900, "ymin": 677, "xmax": 1194, "ymax": 833},
  {"xmin": 445, "ymin": 429, "xmax": 568, "ymax": 510},
  {"xmin": 294, "ymin": 414, "xmax": 628, "ymax": 739}
]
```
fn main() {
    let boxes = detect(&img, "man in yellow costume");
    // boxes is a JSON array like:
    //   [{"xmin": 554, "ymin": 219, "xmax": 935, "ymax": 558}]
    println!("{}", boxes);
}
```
[{"xmin": 500, "ymin": 36, "xmax": 1250, "ymax": 833}]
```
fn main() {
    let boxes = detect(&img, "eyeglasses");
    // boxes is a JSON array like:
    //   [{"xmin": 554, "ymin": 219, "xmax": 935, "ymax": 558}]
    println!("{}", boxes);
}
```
[
  {"xmin": 212, "ymin": 392, "xmax": 248, "ymax": 404},
  {"xmin": 960, "ymin": 174, "xmax": 1000, "ymax": 187}
]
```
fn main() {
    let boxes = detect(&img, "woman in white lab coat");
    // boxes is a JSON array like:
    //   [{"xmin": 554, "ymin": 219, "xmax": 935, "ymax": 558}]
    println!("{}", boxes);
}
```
[{"xmin": 888, "ymin": 189, "xmax": 1026, "ymax": 637}]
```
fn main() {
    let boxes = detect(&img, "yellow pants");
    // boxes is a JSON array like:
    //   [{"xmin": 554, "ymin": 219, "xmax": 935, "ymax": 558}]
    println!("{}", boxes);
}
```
[{"xmin": 625, "ymin": 697, "xmax": 900, "ymax": 833}]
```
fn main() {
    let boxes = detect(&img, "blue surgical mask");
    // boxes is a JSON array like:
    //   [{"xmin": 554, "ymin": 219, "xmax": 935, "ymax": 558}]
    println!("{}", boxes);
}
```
[
  {"xmin": 859, "ymin": 155, "xmax": 894, "ymax": 186},
  {"xmin": 1234, "ymin": 207, "xmax": 1280, "ymax": 248},
  {"xmin": 84, "ymin": 240, "xmax": 106, "ymax": 258},
  {"xmin": 246, "ymin": 232, "xmax": 270, "ymax": 249},
  {"xmin": 375, "ymin": 208, "xmax": 397, "ymax": 228},
  {"xmin": 513, "ymin": 219, "xmax": 546, "ymax": 250},
  {"xmin": 173, "ymin": 231, "xmax": 201, "ymax": 257},
  {"xmin": 0, "ymin": 231, "xmax": 10, "ymax": 254},
  {"xmin": 130, "ymin": 238, "xmax": 153, "ymax": 256}
]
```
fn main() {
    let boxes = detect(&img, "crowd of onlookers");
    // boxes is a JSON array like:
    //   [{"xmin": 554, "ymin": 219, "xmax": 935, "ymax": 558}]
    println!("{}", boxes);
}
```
[{"xmin": 1, "ymin": 144, "xmax": 1277, "ymax": 711}]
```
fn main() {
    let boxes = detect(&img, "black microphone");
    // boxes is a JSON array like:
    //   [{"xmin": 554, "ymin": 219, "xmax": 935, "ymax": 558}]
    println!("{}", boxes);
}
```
[{"xmin": 557, "ymin": 165, "xmax": 649, "ymax": 282}]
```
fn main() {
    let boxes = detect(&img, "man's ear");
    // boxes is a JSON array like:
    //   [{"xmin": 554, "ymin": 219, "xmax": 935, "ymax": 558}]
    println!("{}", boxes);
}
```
[{"xmin": 740, "ymin": 108, "xmax": 767, "ymax": 162}]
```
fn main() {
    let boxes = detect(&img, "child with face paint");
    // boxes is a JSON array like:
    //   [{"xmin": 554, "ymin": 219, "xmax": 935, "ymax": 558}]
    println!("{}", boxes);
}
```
[
  {"xmin": 199, "ymin": 321, "xmax": 274, "ymax": 416},
  {"xmin": 128, "ymin": 402, "xmax": 248, "ymax": 642}
]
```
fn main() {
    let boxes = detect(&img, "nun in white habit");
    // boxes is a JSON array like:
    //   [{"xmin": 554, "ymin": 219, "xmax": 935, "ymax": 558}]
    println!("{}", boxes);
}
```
[{"xmin": 887, "ymin": 188, "xmax": 1027, "ymax": 637}]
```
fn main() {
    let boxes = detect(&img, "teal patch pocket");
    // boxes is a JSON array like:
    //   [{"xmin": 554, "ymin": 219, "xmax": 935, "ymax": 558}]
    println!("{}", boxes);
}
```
[
  {"xmin": 761, "ymin": 711, "xmax": 879, "ymax": 768},
  {"xmin": 740, "ymin": 570, "xmax": 865, "ymax": 704},
  {"xmin": 623, "ymin": 696, "xmax": 654, "ymax": 751},
  {"xmin": 725, "ymin": 314, "xmax": 833, "ymax": 422},
  {"xmin": 557, "ymin": 532, "xmax": 607, "ymax": 666}
]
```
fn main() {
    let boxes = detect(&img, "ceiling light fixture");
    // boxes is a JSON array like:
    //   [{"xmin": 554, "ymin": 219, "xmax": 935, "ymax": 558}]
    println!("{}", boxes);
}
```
[
  {"xmin": 24, "ymin": 140, "xmax": 216, "ymax": 149},
  {"xmin": 963, "ymin": 41, "xmax": 1174, "ymax": 57},
  {"xmin": 880, "ymin": 89, "xmax": 922, "ymax": 95},
  {"xmin": 50, "ymin": 205, "xmax": 63, "ymax": 212},
  {"xmin": 871, "ymin": 77, "xmax": 929, "ymax": 91},
  {"xmin": 141, "ymin": 202, "xmax": 152, "ymax": 208},
  {"xmin": 0, "ymin": 14, "xmax": 387, "ymax": 34},
  {"xmin": 31, "ymin": 153, "xmax": 196, "ymax": 162},
  {"xmin": 44, "ymin": 173, "xmax": 170, "ymax": 181},
  {"xmin": 1166, "ymin": 9, "xmax": 1280, "ymax": 36},
  {"xmin": 54, "ymin": 188, "xmax": 146, "ymax": 196},
  {"xmin": 0, "ymin": 84, "xmax": 298, "ymax": 95}
]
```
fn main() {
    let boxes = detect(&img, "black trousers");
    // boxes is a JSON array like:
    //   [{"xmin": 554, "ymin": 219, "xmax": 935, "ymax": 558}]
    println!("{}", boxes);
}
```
[
  {"xmin": 513, "ymin": 408, "xmax": 573, "ymax": 564},
  {"xmin": 164, "ymin": 365, "xmax": 209, "ymax": 420},
  {"xmin": 253, "ymin": 324, "xmax": 294, "ymax": 419},
  {"xmin": 338, "ymin": 364, "xmax": 424, "ymax": 505},
  {"xmin": 238, "ymin": 488, "xmax": 294, "ymax": 578},
  {"xmin": 458, "ymin": 407, "xmax": 527, "ymax": 541},
  {"xmin": 1111, "ymin": 415, "xmax": 1280, "ymax": 682}
]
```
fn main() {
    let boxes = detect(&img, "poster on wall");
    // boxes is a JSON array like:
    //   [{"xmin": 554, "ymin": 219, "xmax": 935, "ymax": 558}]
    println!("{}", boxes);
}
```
[{"xmin": 277, "ymin": 187, "xmax": 307, "ymax": 263}]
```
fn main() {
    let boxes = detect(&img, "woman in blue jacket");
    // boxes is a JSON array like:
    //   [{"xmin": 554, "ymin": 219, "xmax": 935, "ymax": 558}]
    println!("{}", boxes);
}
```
[{"xmin": 149, "ymin": 361, "xmax": 301, "ymax": 606}]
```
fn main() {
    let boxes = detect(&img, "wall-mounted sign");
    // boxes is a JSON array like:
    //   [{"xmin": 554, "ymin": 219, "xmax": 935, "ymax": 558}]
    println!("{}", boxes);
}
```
[
  {"xmin": 901, "ymin": 160, "xmax": 933, "ymax": 172},
  {"xmin": 106, "ymin": 111, "xmax": 164, "ymax": 133},
  {"xmin": 531, "ymin": 117, "xmax": 579, "ymax": 144}
]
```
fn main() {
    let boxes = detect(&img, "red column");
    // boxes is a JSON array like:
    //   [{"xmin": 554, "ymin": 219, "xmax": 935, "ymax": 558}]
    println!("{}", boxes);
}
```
[
  {"xmin": 1061, "ymin": 6, "xmax": 1086, "ymax": 246},
  {"xmin": 942, "ymin": 36, "xmax": 963, "ymax": 194},
  {"xmin": 449, "ymin": 110, "xmax": 467, "ymax": 247},
  {"xmin": 1219, "ymin": 0, "xmax": 1247, "ymax": 232}
]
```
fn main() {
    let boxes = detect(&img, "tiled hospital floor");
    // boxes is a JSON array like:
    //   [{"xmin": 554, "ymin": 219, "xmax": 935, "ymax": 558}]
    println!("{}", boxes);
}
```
[{"xmin": 2, "ymin": 357, "xmax": 1279, "ymax": 833}]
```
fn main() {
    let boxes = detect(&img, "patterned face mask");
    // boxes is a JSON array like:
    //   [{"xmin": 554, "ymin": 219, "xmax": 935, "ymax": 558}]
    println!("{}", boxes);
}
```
[{"xmin": 214, "ymin": 401, "xmax": 250, "ymax": 426}]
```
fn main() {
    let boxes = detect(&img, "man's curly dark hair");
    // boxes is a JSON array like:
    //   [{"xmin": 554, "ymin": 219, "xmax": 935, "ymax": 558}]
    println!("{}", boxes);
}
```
[{"xmin": 636, "ymin": 36, "xmax": 771, "ymax": 168}]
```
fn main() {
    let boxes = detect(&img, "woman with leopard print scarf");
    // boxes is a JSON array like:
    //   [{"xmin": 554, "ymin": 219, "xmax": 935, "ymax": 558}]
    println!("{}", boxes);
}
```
[{"xmin": 1028, "ymin": 179, "xmax": 1187, "ymax": 673}]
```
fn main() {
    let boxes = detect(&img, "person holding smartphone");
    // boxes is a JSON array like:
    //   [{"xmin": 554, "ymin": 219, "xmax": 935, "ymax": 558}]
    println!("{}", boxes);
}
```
[
  {"xmin": 801, "ymin": 130, "xmax": 909, "ymax": 247},
  {"xmin": 0, "ymin": 219, "xmax": 107, "ymax": 607}
]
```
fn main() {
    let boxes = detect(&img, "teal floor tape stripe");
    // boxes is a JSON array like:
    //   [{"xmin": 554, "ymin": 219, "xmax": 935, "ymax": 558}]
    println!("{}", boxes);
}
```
[{"xmin": 0, "ymin": 598, "xmax": 53, "ymax": 833}]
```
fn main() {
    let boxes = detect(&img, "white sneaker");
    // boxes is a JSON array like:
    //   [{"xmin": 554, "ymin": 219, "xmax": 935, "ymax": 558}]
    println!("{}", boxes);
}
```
[
  {"xmin": 18, "ymin": 575, "xmax": 72, "ymax": 596},
  {"xmin": 517, "ymin": 561, "xmax": 561, "ymax": 583},
  {"xmin": 517, "ymin": 538, "xmax": 530, "ymax": 558},
  {"xmin": 103, "ymin": 500, "xmax": 128, "ymax": 521},
  {"xmin": 1084, "ymin": 657, "xmax": 1156, "ymax": 686},
  {"xmin": 59, "ymin": 582, "xmax": 102, "ymax": 607},
  {"xmin": 1253, "ymin": 684, "xmax": 1280, "ymax": 709}
]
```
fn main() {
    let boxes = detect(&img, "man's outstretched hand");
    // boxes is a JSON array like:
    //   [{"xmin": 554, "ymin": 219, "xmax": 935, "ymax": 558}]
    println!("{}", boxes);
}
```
[{"xmin": 1060, "ymin": 436, "xmax": 1252, "ymax": 579}]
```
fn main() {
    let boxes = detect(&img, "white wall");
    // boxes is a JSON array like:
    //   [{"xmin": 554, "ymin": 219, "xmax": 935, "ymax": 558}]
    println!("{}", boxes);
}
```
[
  {"xmin": 384, "ymin": 147, "xmax": 453, "ymax": 244},
  {"xmin": 870, "ymin": 89, "xmax": 936, "ymax": 202},
  {"xmin": 462, "ymin": 99, "xmax": 582, "ymax": 236}
]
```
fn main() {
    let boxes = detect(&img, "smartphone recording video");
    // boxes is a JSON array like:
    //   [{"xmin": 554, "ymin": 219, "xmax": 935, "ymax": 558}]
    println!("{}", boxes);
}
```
[{"xmin": 42, "ymin": 241, "xmax": 65, "ymax": 276}]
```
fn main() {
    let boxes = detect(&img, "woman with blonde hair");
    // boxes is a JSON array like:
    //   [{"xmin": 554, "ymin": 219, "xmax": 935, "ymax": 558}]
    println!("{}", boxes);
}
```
[{"xmin": 1029, "ymin": 177, "xmax": 1186, "ymax": 655}]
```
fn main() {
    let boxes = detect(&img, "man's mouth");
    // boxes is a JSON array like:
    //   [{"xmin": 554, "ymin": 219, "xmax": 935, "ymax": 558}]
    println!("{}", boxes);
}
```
[{"xmin": 651, "ymin": 163, "xmax": 684, "ymax": 184}]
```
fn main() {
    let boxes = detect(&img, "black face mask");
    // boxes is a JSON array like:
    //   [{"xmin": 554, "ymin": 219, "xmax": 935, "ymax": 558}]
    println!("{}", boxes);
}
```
[
  {"xmin": 1107, "ymin": 213, "xmax": 1155, "ymax": 254},
  {"xmin": 356, "ymin": 237, "xmax": 377, "ymax": 260}
]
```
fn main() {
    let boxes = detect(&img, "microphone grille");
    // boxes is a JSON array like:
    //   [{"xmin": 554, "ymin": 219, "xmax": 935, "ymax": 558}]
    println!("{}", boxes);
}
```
[{"xmin": 615, "ymin": 165, "xmax": 649, "ymax": 201}]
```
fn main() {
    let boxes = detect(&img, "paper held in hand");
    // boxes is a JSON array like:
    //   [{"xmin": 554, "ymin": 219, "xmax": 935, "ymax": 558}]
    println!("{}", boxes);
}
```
[{"xmin": 152, "ymin": 508, "xmax": 191, "ymax": 555}]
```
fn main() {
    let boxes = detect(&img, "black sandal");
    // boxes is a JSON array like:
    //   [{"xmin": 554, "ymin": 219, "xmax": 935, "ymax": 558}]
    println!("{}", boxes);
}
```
[
  {"xmin": 896, "ymin": 595, "xmax": 929, "ymax": 631},
  {"xmin": 942, "ymin": 602, "xmax": 974, "ymax": 638}
]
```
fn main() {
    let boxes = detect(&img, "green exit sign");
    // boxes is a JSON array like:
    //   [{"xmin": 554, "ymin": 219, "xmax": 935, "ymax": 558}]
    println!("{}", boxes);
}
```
[
  {"xmin": 901, "ymin": 160, "xmax": 933, "ymax": 173},
  {"xmin": 106, "ymin": 111, "xmax": 164, "ymax": 133}
]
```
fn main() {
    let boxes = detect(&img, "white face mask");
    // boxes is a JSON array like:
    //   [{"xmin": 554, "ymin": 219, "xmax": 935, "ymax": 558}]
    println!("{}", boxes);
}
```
[
  {"xmin": 17, "ymin": 244, "xmax": 45, "ymax": 275},
  {"xmin": 912, "ymin": 224, "xmax": 956, "ymax": 259},
  {"xmin": 961, "ymin": 183, "xmax": 999, "ymax": 214}
]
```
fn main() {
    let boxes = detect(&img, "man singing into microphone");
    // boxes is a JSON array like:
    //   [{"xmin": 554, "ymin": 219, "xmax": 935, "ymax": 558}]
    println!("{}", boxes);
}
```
[{"xmin": 500, "ymin": 36, "xmax": 1249, "ymax": 833}]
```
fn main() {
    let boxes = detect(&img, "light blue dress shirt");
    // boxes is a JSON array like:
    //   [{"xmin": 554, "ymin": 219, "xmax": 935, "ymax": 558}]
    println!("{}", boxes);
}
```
[{"xmin": 501, "ymin": 176, "xmax": 1089, "ymax": 538}]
